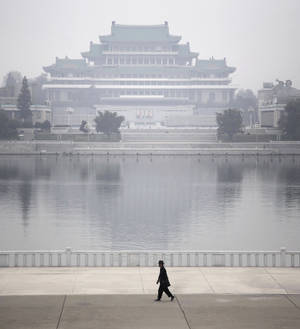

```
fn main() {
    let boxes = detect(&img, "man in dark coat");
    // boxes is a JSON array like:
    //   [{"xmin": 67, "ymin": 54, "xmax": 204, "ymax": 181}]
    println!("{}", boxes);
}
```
[{"xmin": 155, "ymin": 260, "xmax": 174, "ymax": 301}]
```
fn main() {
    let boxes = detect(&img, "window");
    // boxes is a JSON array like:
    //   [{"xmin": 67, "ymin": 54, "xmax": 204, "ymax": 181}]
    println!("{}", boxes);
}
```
[
  {"xmin": 209, "ymin": 92, "xmax": 215, "ymax": 102},
  {"xmin": 107, "ymin": 57, "xmax": 112, "ymax": 65}
]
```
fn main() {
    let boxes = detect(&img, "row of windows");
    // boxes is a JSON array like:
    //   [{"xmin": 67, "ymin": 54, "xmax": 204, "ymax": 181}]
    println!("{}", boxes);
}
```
[
  {"xmin": 53, "ymin": 72, "xmax": 228, "ymax": 79},
  {"xmin": 106, "ymin": 56, "xmax": 175, "ymax": 65},
  {"xmin": 51, "ymin": 90, "xmax": 230, "ymax": 97},
  {"xmin": 50, "ymin": 89, "xmax": 230, "ymax": 102},
  {"xmin": 54, "ymin": 80, "xmax": 228, "ymax": 86},
  {"xmin": 107, "ymin": 45, "xmax": 173, "ymax": 52},
  {"xmin": 100, "ymin": 90, "xmax": 229, "ymax": 100}
]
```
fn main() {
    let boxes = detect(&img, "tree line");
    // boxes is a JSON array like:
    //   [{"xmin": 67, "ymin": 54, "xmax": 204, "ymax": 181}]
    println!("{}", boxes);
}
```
[
  {"xmin": 1, "ymin": 77, "xmax": 300, "ymax": 140},
  {"xmin": 217, "ymin": 99, "xmax": 300, "ymax": 141}
]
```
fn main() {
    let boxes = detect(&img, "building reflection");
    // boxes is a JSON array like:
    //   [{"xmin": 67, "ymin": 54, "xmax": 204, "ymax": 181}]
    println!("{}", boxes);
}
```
[
  {"xmin": 216, "ymin": 159, "xmax": 244, "ymax": 209},
  {"xmin": 1, "ymin": 155, "xmax": 300, "ymax": 250},
  {"xmin": 277, "ymin": 159, "xmax": 300, "ymax": 207}
]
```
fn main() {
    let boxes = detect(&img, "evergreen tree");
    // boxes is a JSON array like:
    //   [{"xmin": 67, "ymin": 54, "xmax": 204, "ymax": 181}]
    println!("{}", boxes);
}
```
[
  {"xmin": 234, "ymin": 89, "xmax": 257, "ymax": 110},
  {"xmin": 216, "ymin": 109, "xmax": 243, "ymax": 141},
  {"xmin": 17, "ymin": 76, "xmax": 32, "ymax": 124},
  {"xmin": 279, "ymin": 99, "xmax": 300, "ymax": 140},
  {"xmin": 0, "ymin": 111, "xmax": 19, "ymax": 140},
  {"xmin": 94, "ymin": 111, "xmax": 124, "ymax": 135}
]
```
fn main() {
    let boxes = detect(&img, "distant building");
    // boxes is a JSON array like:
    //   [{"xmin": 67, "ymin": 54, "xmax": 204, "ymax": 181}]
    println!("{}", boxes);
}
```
[
  {"xmin": 0, "ymin": 73, "xmax": 48, "ymax": 122},
  {"xmin": 0, "ymin": 105, "xmax": 51, "ymax": 125},
  {"xmin": 258, "ymin": 80, "xmax": 300, "ymax": 127},
  {"xmin": 0, "ymin": 72, "xmax": 22, "ymax": 106},
  {"xmin": 43, "ymin": 22, "xmax": 236, "ymax": 127}
]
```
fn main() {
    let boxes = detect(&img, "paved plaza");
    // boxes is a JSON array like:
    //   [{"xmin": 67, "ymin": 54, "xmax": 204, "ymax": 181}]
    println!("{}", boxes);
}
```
[
  {"xmin": 0, "ymin": 267, "xmax": 300, "ymax": 328},
  {"xmin": 1, "ymin": 267, "xmax": 300, "ymax": 295}
]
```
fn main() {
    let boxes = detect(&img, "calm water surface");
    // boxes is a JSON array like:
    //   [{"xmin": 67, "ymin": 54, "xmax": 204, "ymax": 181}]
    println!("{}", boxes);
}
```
[{"xmin": 0, "ymin": 155, "xmax": 299, "ymax": 251}]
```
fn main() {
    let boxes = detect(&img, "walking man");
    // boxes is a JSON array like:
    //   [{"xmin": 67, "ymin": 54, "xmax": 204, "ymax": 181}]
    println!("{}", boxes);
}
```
[{"xmin": 155, "ymin": 260, "xmax": 174, "ymax": 301}]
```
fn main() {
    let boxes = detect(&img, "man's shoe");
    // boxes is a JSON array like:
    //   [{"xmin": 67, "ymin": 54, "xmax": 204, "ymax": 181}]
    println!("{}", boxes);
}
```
[
  {"xmin": 171, "ymin": 296, "xmax": 174, "ymax": 301},
  {"xmin": 154, "ymin": 298, "xmax": 161, "ymax": 302}
]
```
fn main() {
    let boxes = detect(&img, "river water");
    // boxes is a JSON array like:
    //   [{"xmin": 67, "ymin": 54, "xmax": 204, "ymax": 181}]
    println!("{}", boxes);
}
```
[{"xmin": 0, "ymin": 155, "xmax": 299, "ymax": 251}]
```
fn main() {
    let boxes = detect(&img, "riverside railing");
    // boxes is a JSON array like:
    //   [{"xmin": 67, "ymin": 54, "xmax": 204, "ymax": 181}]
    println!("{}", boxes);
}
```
[{"xmin": 0, "ymin": 248, "xmax": 299, "ymax": 268}]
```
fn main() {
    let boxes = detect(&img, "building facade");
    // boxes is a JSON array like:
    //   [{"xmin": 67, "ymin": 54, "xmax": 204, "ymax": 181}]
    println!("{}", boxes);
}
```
[
  {"xmin": 43, "ymin": 22, "xmax": 236, "ymax": 127},
  {"xmin": 258, "ymin": 80, "xmax": 300, "ymax": 127},
  {"xmin": 0, "ymin": 105, "xmax": 51, "ymax": 125}
]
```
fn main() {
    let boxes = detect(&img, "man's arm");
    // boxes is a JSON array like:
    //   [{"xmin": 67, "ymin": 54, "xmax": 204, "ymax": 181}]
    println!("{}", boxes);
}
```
[{"xmin": 156, "ymin": 271, "xmax": 161, "ymax": 284}]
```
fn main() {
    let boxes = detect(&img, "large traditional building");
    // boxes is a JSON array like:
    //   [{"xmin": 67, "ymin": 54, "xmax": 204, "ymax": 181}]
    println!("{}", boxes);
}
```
[{"xmin": 43, "ymin": 22, "xmax": 236, "ymax": 127}]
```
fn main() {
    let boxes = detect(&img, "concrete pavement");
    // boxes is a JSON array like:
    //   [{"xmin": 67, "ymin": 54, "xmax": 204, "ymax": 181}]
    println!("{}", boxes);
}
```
[
  {"xmin": 1, "ymin": 267, "xmax": 300, "ymax": 295},
  {"xmin": 1, "ymin": 294, "xmax": 300, "ymax": 329},
  {"xmin": 1, "ymin": 268, "xmax": 300, "ymax": 328}
]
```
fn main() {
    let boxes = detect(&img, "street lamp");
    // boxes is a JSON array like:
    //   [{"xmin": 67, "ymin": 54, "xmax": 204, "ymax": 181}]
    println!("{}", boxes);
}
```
[{"xmin": 65, "ymin": 107, "xmax": 74, "ymax": 132}]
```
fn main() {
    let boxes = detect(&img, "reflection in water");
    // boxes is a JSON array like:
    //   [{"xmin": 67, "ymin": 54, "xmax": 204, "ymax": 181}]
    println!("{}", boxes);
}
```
[
  {"xmin": 0, "ymin": 156, "xmax": 299, "ymax": 251},
  {"xmin": 19, "ymin": 178, "xmax": 32, "ymax": 229},
  {"xmin": 217, "ymin": 161, "xmax": 243, "ymax": 183},
  {"xmin": 216, "ymin": 161, "xmax": 244, "ymax": 219},
  {"xmin": 278, "ymin": 166, "xmax": 300, "ymax": 207}
]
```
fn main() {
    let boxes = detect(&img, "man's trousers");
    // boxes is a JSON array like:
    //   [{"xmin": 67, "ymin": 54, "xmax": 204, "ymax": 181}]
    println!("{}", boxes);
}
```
[{"xmin": 157, "ymin": 284, "xmax": 173, "ymax": 300}]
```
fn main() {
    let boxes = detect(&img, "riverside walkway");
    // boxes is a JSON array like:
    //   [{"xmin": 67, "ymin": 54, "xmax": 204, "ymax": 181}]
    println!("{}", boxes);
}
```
[{"xmin": 1, "ymin": 267, "xmax": 300, "ymax": 328}]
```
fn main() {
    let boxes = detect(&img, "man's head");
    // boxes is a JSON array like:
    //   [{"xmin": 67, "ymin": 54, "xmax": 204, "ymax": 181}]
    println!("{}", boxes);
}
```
[{"xmin": 158, "ymin": 260, "xmax": 164, "ymax": 268}]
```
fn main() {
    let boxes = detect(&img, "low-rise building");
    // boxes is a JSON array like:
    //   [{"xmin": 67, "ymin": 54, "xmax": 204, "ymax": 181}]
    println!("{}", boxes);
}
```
[
  {"xmin": 258, "ymin": 80, "xmax": 300, "ymax": 127},
  {"xmin": 0, "ymin": 105, "xmax": 51, "ymax": 125}
]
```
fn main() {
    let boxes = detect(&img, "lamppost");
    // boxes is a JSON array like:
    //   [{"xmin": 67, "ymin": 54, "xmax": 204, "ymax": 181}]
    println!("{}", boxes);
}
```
[{"xmin": 65, "ymin": 107, "xmax": 74, "ymax": 132}]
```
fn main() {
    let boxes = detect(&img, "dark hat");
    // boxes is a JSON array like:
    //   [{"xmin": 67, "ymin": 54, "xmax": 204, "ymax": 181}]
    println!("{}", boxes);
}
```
[{"xmin": 158, "ymin": 260, "xmax": 164, "ymax": 265}]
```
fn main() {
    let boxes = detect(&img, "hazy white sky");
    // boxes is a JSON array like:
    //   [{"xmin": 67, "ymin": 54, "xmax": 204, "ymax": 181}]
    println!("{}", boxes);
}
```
[{"xmin": 0, "ymin": 0, "xmax": 299, "ymax": 92}]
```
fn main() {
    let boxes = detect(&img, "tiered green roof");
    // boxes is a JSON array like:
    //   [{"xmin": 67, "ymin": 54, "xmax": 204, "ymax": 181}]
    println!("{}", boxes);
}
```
[
  {"xmin": 196, "ymin": 58, "xmax": 235, "ymax": 74},
  {"xmin": 81, "ymin": 42, "xmax": 106, "ymax": 60},
  {"xmin": 43, "ymin": 23, "xmax": 236, "ymax": 78},
  {"xmin": 43, "ymin": 57, "xmax": 87, "ymax": 74},
  {"xmin": 100, "ymin": 22, "xmax": 181, "ymax": 43},
  {"xmin": 177, "ymin": 43, "xmax": 198, "ymax": 58}
]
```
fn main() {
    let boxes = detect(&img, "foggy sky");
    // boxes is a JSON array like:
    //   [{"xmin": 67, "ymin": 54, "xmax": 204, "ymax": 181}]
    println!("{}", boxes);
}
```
[{"xmin": 0, "ymin": 0, "xmax": 299, "ymax": 92}]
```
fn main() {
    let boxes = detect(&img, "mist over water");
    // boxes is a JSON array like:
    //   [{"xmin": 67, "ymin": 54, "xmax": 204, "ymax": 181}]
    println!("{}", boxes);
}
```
[{"xmin": 0, "ymin": 155, "xmax": 299, "ymax": 251}]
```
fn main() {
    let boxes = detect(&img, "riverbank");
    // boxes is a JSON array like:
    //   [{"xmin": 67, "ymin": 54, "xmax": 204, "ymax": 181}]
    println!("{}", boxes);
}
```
[{"xmin": 1, "ymin": 141, "xmax": 300, "ymax": 155}]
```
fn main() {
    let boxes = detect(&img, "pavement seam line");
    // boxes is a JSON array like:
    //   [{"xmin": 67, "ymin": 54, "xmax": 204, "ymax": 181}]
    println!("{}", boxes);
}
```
[
  {"xmin": 263, "ymin": 268, "xmax": 300, "ymax": 311},
  {"xmin": 284, "ymin": 294, "xmax": 300, "ymax": 312},
  {"xmin": 199, "ymin": 268, "xmax": 215, "ymax": 294},
  {"xmin": 264, "ymin": 268, "xmax": 288, "ymax": 294},
  {"xmin": 176, "ymin": 296, "xmax": 192, "ymax": 329},
  {"xmin": 56, "ymin": 295, "xmax": 67, "ymax": 329},
  {"xmin": 138, "ymin": 267, "xmax": 145, "ymax": 294}
]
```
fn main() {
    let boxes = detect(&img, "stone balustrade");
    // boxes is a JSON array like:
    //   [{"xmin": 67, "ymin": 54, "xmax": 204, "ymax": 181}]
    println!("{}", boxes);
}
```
[{"xmin": 0, "ymin": 248, "xmax": 299, "ymax": 267}]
